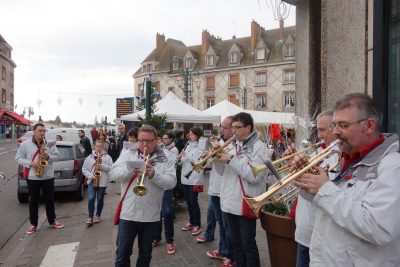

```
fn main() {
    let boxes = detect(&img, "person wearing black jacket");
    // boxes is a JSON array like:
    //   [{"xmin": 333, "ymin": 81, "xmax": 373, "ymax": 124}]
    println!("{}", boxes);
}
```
[
  {"xmin": 79, "ymin": 130, "xmax": 92, "ymax": 156},
  {"xmin": 116, "ymin": 124, "xmax": 128, "ymax": 157}
]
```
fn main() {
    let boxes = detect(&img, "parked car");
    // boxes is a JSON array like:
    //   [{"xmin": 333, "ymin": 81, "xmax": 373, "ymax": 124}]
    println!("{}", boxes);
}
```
[{"xmin": 17, "ymin": 141, "xmax": 87, "ymax": 203}]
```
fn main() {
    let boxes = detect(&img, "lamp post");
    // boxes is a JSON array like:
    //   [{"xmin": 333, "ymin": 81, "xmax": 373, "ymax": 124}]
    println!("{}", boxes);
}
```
[
  {"xmin": 237, "ymin": 87, "xmax": 252, "ymax": 109},
  {"xmin": 23, "ymin": 106, "xmax": 34, "ymax": 120},
  {"xmin": 176, "ymin": 68, "xmax": 200, "ymax": 104},
  {"xmin": 194, "ymin": 78, "xmax": 202, "ymax": 109}
]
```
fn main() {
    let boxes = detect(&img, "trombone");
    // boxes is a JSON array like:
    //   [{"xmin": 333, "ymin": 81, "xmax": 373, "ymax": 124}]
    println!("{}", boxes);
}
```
[
  {"xmin": 244, "ymin": 139, "xmax": 341, "ymax": 216},
  {"xmin": 133, "ymin": 148, "xmax": 149, "ymax": 196}
]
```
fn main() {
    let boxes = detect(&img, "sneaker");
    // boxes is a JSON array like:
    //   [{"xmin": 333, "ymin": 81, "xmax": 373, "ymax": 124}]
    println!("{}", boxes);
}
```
[
  {"xmin": 181, "ymin": 223, "xmax": 193, "ymax": 231},
  {"xmin": 94, "ymin": 216, "xmax": 101, "ymax": 223},
  {"xmin": 26, "ymin": 225, "xmax": 36, "ymax": 235},
  {"xmin": 166, "ymin": 243, "xmax": 176, "ymax": 255},
  {"xmin": 220, "ymin": 258, "xmax": 234, "ymax": 267},
  {"xmin": 152, "ymin": 240, "xmax": 161, "ymax": 248},
  {"xmin": 85, "ymin": 218, "xmax": 93, "ymax": 225},
  {"xmin": 206, "ymin": 249, "xmax": 224, "ymax": 260},
  {"xmin": 191, "ymin": 226, "xmax": 202, "ymax": 236},
  {"xmin": 196, "ymin": 236, "xmax": 210, "ymax": 243},
  {"xmin": 51, "ymin": 221, "xmax": 64, "ymax": 229}
]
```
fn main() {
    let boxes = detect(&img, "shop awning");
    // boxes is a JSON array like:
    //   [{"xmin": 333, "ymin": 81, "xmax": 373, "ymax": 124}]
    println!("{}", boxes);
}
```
[{"xmin": 0, "ymin": 109, "xmax": 31, "ymax": 125}]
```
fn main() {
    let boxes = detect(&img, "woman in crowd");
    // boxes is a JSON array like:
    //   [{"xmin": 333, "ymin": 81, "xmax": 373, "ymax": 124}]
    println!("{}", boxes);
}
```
[{"xmin": 98, "ymin": 132, "xmax": 110, "ymax": 152}]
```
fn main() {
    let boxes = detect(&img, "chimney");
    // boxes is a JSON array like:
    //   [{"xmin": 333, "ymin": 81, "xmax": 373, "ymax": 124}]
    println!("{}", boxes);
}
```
[
  {"xmin": 156, "ymin": 33, "xmax": 165, "ymax": 51},
  {"xmin": 279, "ymin": 19, "xmax": 285, "ymax": 40},
  {"xmin": 202, "ymin": 30, "xmax": 210, "ymax": 56},
  {"xmin": 251, "ymin": 20, "xmax": 261, "ymax": 51}
]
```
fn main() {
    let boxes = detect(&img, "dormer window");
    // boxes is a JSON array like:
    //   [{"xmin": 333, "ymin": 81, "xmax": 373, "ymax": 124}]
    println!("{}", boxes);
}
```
[
  {"xmin": 206, "ymin": 55, "xmax": 214, "ymax": 67},
  {"xmin": 172, "ymin": 61, "xmax": 179, "ymax": 71},
  {"xmin": 185, "ymin": 58, "xmax": 193, "ymax": 69},
  {"xmin": 256, "ymin": 48, "xmax": 266, "ymax": 60},
  {"xmin": 230, "ymin": 51, "xmax": 239, "ymax": 64},
  {"xmin": 284, "ymin": 44, "xmax": 295, "ymax": 57}
]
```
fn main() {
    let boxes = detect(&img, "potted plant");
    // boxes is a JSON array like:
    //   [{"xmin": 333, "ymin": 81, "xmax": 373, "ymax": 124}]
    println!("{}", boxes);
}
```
[{"xmin": 260, "ymin": 201, "xmax": 297, "ymax": 267}]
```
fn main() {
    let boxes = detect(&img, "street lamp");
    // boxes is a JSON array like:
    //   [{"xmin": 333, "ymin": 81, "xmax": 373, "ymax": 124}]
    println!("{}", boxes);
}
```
[
  {"xmin": 237, "ymin": 87, "xmax": 252, "ymax": 109},
  {"xmin": 194, "ymin": 77, "xmax": 202, "ymax": 109},
  {"xmin": 176, "ymin": 68, "xmax": 200, "ymax": 104},
  {"xmin": 23, "ymin": 107, "xmax": 34, "ymax": 120}
]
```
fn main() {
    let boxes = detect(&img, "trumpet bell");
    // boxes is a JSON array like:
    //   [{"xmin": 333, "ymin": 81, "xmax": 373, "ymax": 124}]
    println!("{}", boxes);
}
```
[{"xmin": 133, "ymin": 185, "xmax": 147, "ymax": 196}]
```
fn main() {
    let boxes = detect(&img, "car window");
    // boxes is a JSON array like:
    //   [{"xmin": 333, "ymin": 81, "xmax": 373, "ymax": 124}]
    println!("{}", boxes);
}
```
[
  {"xmin": 76, "ymin": 144, "xmax": 86, "ymax": 158},
  {"xmin": 57, "ymin": 146, "xmax": 74, "ymax": 161},
  {"xmin": 75, "ymin": 145, "xmax": 85, "ymax": 159}
]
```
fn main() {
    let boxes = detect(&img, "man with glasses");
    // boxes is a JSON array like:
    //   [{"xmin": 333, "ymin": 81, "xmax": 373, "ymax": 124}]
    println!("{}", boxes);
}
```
[
  {"xmin": 216, "ymin": 112, "xmax": 269, "ymax": 267},
  {"xmin": 294, "ymin": 93, "xmax": 400, "ymax": 266},
  {"xmin": 111, "ymin": 125, "xmax": 177, "ymax": 267},
  {"xmin": 116, "ymin": 123, "xmax": 128, "ymax": 157}
]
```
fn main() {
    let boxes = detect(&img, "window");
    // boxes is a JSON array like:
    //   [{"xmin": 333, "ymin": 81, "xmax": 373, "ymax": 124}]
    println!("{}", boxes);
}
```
[
  {"xmin": 229, "ymin": 95, "xmax": 239, "ymax": 106},
  {"xmin": 283, "ymin": 69, "xmax": 296, "ymax": 83},
  {"xmin": 206, "ymin": 76, "xmax": 215, "ymax": 90},
  {"xmin": 1, "ymin": 66, "xmax": 5, "ymax": 80},
  {"xmin": 10, "ymin": 93, "xmax": 13, "ymax": 110},
  {"xmin": 172, "ymin": 61, "xmax": 179, "ymax": 71},
  {"xmin": 256, "ymin": 48, "xmax": 266, "ymax": 60},
  {"xmin": 229, "ymin": 74, "xmax": 240, "ymax": 88},
  {"xmin": 284, "ymin": 44, "xmax": 295, "ymax": 57},
  {"xmin": 146, "ymin": 64, "xmax": 152, "ymax": 72},
  {"xmin": 57, "ymin": 146, "xmax": 74, "ymax": 161},
  {"xmin": 230, "ymin": 51, "xmax": 239, "ymax": 64},
  {"xmin": 206, "ymin": 55, "xmax": 214, "ymax": 67},
  {"xmin": 284, "ymin": 92, "xmax": 295, "ymax": 107},
  {"xmin": 1, "ymin": 89, "xmax": 6, "ymax": 103},
  {"xmin": 185, "ymin": 58, "xmax": 193, "ymax": 69},
  {"xmin": 10, "ymin": 72, "xmax": 14, "ymax": 88},
  {"xmin": 206, "ymin": 97, "xmax": 215, "ymax": 108},
  {"xmin": 255, "ymin": 94, "xmax": 266, "ymax": 109},
  {"xmin": 255, "ymin": 72, "xmax": 267, "ymax": 85},
  {"xmin": 168, "ymin": 87, "xmax": 174, "ymax": 92}
]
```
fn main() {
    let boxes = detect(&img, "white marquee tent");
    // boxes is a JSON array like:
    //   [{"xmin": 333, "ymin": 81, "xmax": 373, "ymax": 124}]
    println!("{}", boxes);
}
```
[
  {"xmin": 201, "ymin": 100, "xmax": 245, "ymax": 121},
  {"xmin": 120, "ymin": 92, "xmax": 220, "ymax": 124}
]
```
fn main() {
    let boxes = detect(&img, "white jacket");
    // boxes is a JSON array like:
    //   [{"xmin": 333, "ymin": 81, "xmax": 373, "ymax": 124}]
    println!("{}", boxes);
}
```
[
  {"xmin": 216, "ymin": 132, "xmax": 269, "ymax": 216},
  {"xmin": 82, "ymin": 151, "xmax": 113, "ymax": 187},
  {"xmin": 309, "ymin": 133, "xmax": 400, "ymax": 267},
  {"xmin": 181, "ymin": 141, "xmax": 204, "ymax": 186},
  {"xmin": 110, "ymin": 145, "xmax": 176, "ymax": 222},
  {"xmin": 15, "ymin": 138, "xmax": 60, "ymax": 180}
]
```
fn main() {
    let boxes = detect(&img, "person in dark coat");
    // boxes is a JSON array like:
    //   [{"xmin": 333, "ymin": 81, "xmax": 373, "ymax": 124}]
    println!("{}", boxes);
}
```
[
  {"xmin": 79, "ymin": 130, "xmax": 92, "ymax": 156},
  {"xmin": 116, "ymin": 124, "xmax": 128, "ymax": 157}
]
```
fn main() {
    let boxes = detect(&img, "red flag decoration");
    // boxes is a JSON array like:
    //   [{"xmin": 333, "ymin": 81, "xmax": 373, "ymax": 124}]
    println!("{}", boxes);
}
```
[{"xmin": 269, "ymin": 124, "xmax": 281, "ymax": 141}]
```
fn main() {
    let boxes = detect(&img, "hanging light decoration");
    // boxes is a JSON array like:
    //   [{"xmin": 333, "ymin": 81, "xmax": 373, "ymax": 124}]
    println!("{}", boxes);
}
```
[
  {"xmin": 98, "ymin": 96, "xmax": 103, "ymax": 108},
  {"xmin": 36, "ymin": 98, "xmax": 42, "ymax": 109},
  {"xmin": 78, "ymin": 95, "xmax": 83, "ymax": 106},
  {"xmin": 57, "ymin": 94, "xmax": 63, "ymax": 107}
]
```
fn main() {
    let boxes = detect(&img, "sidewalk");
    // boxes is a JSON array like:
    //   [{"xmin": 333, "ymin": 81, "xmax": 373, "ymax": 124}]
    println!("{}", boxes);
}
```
[{"xmin": 1, "ymin": 177, "xmax": 271, "ymax": 267}]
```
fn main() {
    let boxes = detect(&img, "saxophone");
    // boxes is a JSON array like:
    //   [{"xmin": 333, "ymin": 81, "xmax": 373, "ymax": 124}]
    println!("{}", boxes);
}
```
[
  {"xmin": 35, "ymin": 138, "xmax": 48, "ymax": 177},
  {"xmin": 92, "ymin": 153, "xmax": 101, "ymax": 188}
]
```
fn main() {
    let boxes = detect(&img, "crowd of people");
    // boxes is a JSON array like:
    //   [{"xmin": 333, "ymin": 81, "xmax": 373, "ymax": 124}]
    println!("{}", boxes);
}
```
[{"xmin": 14, "ymin": 93, "xmax": 400, "ymax": 267}]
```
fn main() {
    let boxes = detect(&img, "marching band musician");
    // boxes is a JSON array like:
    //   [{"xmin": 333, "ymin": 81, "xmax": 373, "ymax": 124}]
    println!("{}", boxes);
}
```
[
  {"xmin": 15, "ymin": 122, "xmax": 63, "ymax": 235},
  {"xmin": 82, "ymin": 140, "xmax": 113, "ymax": 225},
  {"xmin": 180, "ymin": 127, "xmax": 205, "ymax": 236},
  {"xmin": 111, "ymin": 125, "xmax": 176, "ymax": 267},
  {"xmin": 215, "ymin": 112, "xmax": 270, "ymax": 267}
]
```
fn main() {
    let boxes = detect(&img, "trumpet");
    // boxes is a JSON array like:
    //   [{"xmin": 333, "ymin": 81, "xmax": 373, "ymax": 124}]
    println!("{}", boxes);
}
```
[
  {"xmin": 133, "ymin": 148, "xmax": 149, "ymax": 196},
  {"xmin": 92, "ymin": 153, "xmax": 102, "ymax": 188},
  {"xmin": 249, "ymin": 140, "xmax": 324, "ymax": 176},
  {"xmin": 191, "ymin": 136, "xmax": 235, "ymax": 171},
  {"xmin": 35, "ymin": 138, "xmax": 48, "ymax": 177},
  {"xmin": 244, "ymin": 139, "xmax": 341, "ymax": 216}
]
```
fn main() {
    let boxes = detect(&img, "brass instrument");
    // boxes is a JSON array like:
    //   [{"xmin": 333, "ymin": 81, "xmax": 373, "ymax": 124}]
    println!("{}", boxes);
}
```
[
  {"xmin": 92, "ymin": 153, "xmax": 102, "ymax": 188},
  {"xmin": 35, "ymin": 138, "xmax": 48, "ymax": 177},
  {"xmin": 133, "ymin": 148, "xmax": 149, "ymax": 196},
  {"xmin": 244, "ymin": 140, "xmax": 341, "ymax": 216},
  {"xmin": 249, "ymin": 140, "xmax": 324, "ymax": 176},
  {"xmin": 191, "ymin": 136, "xmax": 235, "ymax": 171}
]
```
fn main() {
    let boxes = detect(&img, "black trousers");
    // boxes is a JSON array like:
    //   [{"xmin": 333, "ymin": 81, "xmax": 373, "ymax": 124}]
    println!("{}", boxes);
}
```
[{"xmin": 26, "ymin": 178, "xmax": 56, "ymax": 227}]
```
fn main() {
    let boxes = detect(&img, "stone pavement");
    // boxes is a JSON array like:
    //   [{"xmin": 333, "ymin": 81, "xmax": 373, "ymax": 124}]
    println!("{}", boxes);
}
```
[{"xmin": 1, "ymin": 177, "xmax": 271, "ymax": 267}]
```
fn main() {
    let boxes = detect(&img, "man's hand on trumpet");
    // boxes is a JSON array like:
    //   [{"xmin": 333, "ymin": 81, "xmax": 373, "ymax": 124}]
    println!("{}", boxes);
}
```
[{"xmin": 144, "ymin": 160, "xmax": 155, "ymax": 179}]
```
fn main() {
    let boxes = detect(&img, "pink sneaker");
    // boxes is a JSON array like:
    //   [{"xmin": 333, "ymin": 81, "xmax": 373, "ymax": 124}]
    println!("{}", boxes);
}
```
[
  {"xmin": 220, "ymin": 258, "xmax": 234, "ymax": 267},
  {"xmin": 181, "ymin": 223, "xmax": 193, "ymax": 231},
  {"xmin": 166, "ymin": 243, "xmax": 176, "ymax": 255},
  {"xmin": 26, "ymin": 225, "xmax": 36, "ymax": 235},
  {"xmin": 191, "ymin": 226, "xmax": 202, "ymax": 236},
  {"xmin": 196, "ymin": 236, "xmax": 207, "ymax": 243},
  {"xmin": 93, "ymin": 216, "xmax": 101, "ymax": 223},
  {"xmin": 206, "ymin": 249, "xmax": 224, "ymax": 260},
  {"xmin": 50, "ymin": 221, "xmax": 64, "ymax": 229}
]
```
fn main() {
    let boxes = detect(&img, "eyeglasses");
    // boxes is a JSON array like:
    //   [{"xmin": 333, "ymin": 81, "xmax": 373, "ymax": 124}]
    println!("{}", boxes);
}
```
[
  {"xmin": 329, "ymin": 119, "xmax": 367, "ymax": 130},
  {"xmin": 138, "ymin": 139, "xmax": 156, "ymax": 144},
  {"xmin": 232, "ymin": 125, "xmax": 247, "ymax": 130}
]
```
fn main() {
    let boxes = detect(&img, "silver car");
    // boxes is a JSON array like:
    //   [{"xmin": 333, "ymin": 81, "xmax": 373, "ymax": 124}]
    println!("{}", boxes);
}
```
[{"xmin": 17, "ymin": 141, "xmax": 87, "ymax": 203}]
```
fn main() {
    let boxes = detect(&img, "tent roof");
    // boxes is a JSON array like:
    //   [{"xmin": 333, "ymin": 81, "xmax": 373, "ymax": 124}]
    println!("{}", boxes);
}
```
[
  {"xmin": 202, "ymin": 100, "xmax": 245, "ymax": 121},
  {"xmin": 121, "ymin": 92, "xmax": 220, "ymax": 124}
]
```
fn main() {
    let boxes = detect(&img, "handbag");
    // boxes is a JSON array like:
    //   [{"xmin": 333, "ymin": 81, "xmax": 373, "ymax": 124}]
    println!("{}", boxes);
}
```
[
  {"xmin": 113, "ymin": 173, "xmax": 138, "ymax": 225},
  {"xmin": 192, "ymin": 185, "xmax": 204, "ymax": 193},
  {"xmin": 238, "ymin": 176, "xmax": 258, "ymax": 220},
  {"xmin": 19, "ymin": 149, "xmax": 40, "ymax": 179}
]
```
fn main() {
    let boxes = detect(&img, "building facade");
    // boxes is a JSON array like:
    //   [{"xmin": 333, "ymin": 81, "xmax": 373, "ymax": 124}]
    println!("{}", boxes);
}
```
[
  {"xmin": 133, "ymin": 21, "xmax": 296, "ymax": 113},
  {"xmin": 0, "ymin": 35, "xmax": 16, "ymax": 112}
]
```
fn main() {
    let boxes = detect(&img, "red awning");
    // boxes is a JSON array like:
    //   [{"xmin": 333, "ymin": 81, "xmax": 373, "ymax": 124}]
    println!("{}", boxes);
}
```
[{"xmin": 0, "ymin": 109, "xmax": 31, "ymax": 125}]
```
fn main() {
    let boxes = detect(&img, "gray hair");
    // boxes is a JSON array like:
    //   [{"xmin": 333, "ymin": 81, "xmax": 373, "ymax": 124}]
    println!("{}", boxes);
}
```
[
  {"xmin": 138, "ymin": 124, "xmax": 158, "ymax": 138},
  {"xmin": 316, "ymin": 109, "xmax": 333, "ymax": 120}
]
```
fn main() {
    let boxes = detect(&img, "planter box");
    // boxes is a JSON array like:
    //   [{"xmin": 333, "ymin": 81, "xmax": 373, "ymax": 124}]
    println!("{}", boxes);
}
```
[{"xmin": 260, "ymin": 209, "xmax": 297, "ymax": 267}]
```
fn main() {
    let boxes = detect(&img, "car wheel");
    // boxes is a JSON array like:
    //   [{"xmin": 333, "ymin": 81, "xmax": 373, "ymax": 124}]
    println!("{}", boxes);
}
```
[
  {"xmin": 74, "ymin": 181, "xmax": 84, "ymax": 201},
  {"xmin": 17, "ymin": 191, "xmax": 29, "ymax": 203}
]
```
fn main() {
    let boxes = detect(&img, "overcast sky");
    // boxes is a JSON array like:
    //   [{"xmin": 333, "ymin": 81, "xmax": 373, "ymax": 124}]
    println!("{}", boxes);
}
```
[{"xmin": 0, "ymin": 0, "xmax": 295, "ymax": 124}]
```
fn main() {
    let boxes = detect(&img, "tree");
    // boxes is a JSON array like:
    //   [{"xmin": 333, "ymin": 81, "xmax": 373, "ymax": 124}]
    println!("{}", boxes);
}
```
[{"xmin": 55, "ymin": 115, "xmax": 62, "ymax": 124}]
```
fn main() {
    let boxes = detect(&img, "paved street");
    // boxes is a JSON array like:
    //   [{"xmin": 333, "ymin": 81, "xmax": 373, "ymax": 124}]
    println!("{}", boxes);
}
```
[{"xmin": 0, "ymin": 168, "xmax": 272, "ymax": 267}]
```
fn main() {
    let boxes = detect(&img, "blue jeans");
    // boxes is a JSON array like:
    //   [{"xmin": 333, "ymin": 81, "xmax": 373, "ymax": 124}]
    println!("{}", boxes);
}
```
[
  {"xmin": 226, "ymin": 213, "xmax": 260, "ymax": 267},
  {"xmin": 222, "ymin": 212, "xmax": 233, "ymax": 259},
  {"xmin": 183, "ymin": 184, "xmax": 201, "ymax": 226},
  {"xmin": 87, "ymin": 184, "xmax": 106, "ymax": 218},
  {"xmin": 296, "ymin": 243, "xmax": 310, "ymax": 267},
  {"xmin": 210, "ymin": 196, "xmax": 232, "ymax": 258},
  {"xmin": 203, "ymin": 196, "xmax": 216, "ymax": 241},
  {"xmin": 154, "ymin": 190, "xmax": 175, "ymax": 244},
  {"xmin": 115, "ymin": 219, "xmax": 158, "ymax": 267}
]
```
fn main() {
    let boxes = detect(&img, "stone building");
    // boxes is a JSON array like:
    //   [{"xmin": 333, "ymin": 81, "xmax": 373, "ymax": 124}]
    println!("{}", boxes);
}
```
[
  {"xmin": 133, "ymin": 20, "xmax": 296, "ymax": 114},
  {"xmin": 0, "ymin": 35, "xmax": 16, "ymax": 112},
  {"xmin": 285, "ymin": 0, "xmax": 400, "ymax": 139}
]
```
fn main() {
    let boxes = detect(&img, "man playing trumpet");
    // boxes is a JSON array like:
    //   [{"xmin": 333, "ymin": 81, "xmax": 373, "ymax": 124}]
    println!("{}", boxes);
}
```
[{"xmin": 111, "ymin": 125, "xmax": 176, "ymax": 267}]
